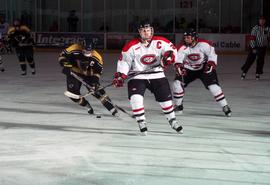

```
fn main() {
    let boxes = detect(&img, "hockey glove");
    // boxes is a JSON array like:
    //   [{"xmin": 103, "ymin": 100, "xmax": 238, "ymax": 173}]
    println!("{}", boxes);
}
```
[
  {"xmin": 204, "ymin": 61, "xmax": 216, "ymax": 74},
  {"xmin": 113, "ymin": 72, "xmax": 128, "ymax": 87},
  {"xmin": 174, "ymin": 63, "xmax": 187, "ymax": 76},
  {"xmin": 89, "ymin": 77, "xmax": 100, "ymax": 91},
  {"xmin": 59, "ymin": 56, "xmax": 72, "ymax": 68},
  {"xmin": 62, "ymin": 67, "xmax": 71, "ymax": 75},
  {"xmin": 161, "ymin": 50, "xmax": 175, "ymax": 69}
]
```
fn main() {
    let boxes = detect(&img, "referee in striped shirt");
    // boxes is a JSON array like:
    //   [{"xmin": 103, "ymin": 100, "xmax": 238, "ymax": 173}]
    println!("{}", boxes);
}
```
[{"xmin": 241, "ymin": 15, "xmax": 270, "ymax": 80}]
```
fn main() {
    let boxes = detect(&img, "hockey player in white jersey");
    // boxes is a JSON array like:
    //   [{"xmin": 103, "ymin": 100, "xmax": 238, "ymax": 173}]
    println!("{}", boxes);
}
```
[
  {"xmin": 173, "ymin": 29, "xmax": 231, "ymax": 117},
  {"xmin": 112, "ymin": 21, "xmax": 183, "ymax": 135}
]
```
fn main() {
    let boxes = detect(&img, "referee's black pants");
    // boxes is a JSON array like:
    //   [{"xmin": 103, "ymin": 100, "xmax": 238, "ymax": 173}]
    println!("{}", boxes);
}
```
[{"xmin": 241, "ymin": 47, "xmax": 266, "ymax": 74}]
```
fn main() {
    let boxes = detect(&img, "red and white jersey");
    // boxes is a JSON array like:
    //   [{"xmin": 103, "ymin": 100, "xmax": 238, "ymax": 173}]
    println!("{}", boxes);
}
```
[
  {"xmin": 117, "ymin": 36, "xmax": 177, "ymax": 80},
  {"xmin": 175, "ymin": 39, "xmax": 217, "ymax": 71}
]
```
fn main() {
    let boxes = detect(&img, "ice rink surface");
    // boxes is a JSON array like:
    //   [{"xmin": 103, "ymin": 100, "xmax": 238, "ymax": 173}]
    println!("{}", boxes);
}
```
[{"xmin": 0, "ymin": 51, "xmax": 270, "ymax": 185}]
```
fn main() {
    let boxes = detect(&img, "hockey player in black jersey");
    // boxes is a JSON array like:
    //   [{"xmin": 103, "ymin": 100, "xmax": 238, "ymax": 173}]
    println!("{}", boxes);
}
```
[
  {"xmin": 59, "ymin": 43, "xmax": 118, "ymax": 116},
  {"xmin": 7, "ymin": 19, "xmax": 36, "ymax": 75}
]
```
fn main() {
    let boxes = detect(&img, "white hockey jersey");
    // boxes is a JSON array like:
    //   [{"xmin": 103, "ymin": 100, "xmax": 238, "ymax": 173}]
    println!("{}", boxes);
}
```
[
  {"xmin": 117, "ymin": 36, "xmax": 177, "ymax": 80},
  {"xmin": 175, "ymin": 39, "xmax": 217, "ymax": 71}
]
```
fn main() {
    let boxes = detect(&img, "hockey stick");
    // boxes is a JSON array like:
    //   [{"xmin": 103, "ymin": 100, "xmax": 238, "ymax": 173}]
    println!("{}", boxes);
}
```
[
  {"xmin": 69, "ymin": 71, "xmax": 134, "ymax": 118},
  {"xmin": 127, "ymin": 64, "xmax": 162, "ymax": 78},
  {"xmin": 79, "ymin": 64, "xmax": 162, "ymax": 98},
  {"xmin": 64, "ymin": 90, "xmax": 134, "ymax": 118}
]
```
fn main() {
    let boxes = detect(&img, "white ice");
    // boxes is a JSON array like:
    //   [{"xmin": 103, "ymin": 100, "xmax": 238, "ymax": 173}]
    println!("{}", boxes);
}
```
[{"xmin": 0, "ymin": 52, "xmax": 270, "ymax": 185}]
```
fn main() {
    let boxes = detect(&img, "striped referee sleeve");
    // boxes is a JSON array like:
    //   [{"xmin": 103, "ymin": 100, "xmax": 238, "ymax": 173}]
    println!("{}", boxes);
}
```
[{"xmin": 250, "ymin": 25, "xmax": 270, "ymax": 48}]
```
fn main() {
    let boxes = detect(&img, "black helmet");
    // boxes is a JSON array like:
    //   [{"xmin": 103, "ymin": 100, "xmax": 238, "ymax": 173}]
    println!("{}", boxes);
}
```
[
  {"xmin": 138, "ymin": 20, "xmax": 152, "ymax": 29},
  {"xmin": 183, "ymin": 28, "xmax": 198, "ymax": 40}
]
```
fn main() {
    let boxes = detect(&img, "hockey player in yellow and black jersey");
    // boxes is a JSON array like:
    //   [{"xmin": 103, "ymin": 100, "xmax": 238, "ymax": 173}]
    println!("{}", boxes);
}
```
[
  {"xmin": 59, "ymin": 43, "xmax": 118, "ymax": 116},
  {"xmin": 7, "ymin": 19, "xmax": 36, "ymax": 75}
]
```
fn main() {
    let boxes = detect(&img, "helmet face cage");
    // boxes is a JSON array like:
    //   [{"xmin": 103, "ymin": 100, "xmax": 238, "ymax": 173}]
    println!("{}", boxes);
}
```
[
  {"xmin": 83, "ymin": 41, "xmax": 94, "ymax": 57},
  {"xmin": 138, "ymin": 23, "xmax": 154, "ymax": 41}
]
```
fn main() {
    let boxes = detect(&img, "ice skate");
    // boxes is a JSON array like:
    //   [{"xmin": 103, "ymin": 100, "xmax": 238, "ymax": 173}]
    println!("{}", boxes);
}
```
[
  {"xmin": 0, "ymin": 66, "xmax": 4, "ymax": 72},
  {"xmin": 87, "ymin": 107, "xmax": 94, "ymax": 115},
  {"xmin": 31, "ymin": 68, "xmax": 36, "ymax": 75},
  {"xmin": 169, "ymin": 118, "xmax": 183, "ymax": 134},
  {"xmin": 0, "ymin": 61, "xmax": 4, "ymax": 72},
  {"xmin": 241, "ymin": 73, "xmax": 246, "ymax": 80},
  {"xmin": 223, "ymin": 105, "xmax": 231, "ymax": 117},
  {"xmin": 21, "ymin": 70, "xmax": 26, "ymax": 76},
  {"xmin": 111, "ymin": 108, "xmax": 119, "ymax": 117},
  {"xmin": 256, "ymin": 74, "xmax": 260, "ymax": 80},
  {"xmin": 137, "ymin": 120, "xmax": 148, "ymax": 136},
  {"xmin": 87, "ymin": 104, "xmax": 94, "ymax": 115},
  {"xmin": 174, "ymin": 104, "xmax": 183, "ymax": 114}
]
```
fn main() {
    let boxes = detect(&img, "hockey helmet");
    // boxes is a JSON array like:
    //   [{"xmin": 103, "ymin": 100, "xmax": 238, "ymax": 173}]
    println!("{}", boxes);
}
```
[
  {"xmin": 138, "ymin": 20, "xmax": 154, "ymax": 41},
  {"xmin": 183, "ymin": 28, "xmax": 198, "ymax": 46},
  {"xmin": 83, "ymin": 39, "xmax": 97, "ymax": 57},
  {"xmin": 183, "ymin": 28, "xmax": 198, "ymax": 40}
]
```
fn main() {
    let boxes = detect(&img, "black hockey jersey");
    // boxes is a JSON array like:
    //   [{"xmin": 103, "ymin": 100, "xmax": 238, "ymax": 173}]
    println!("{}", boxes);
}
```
[
  {"xmin": 59, "ymin": 43, "xmax": 103, "ymax": 78},
  {"xmin": 7, "ymin": 25, "xmax": 34, "ymax": 48}
]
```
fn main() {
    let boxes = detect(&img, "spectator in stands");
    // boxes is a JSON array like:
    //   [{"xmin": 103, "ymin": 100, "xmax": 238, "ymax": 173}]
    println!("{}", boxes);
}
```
[{"xmin": 241, "ymin": 15, "xmax": 270, "ymax": 80}]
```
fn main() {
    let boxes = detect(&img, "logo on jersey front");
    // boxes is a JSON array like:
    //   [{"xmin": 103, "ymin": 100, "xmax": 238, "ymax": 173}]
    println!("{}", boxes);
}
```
[
  {"xmin": 187, "ymin": 53, "xmax": 201, "ymax": 61},
  {"xmin": 89, "ymin": 60, "xmax": 95, "ymax": 66},
  {"xmin": 140, "ymin": 54, "xmax": 156, "ymax": 65}
]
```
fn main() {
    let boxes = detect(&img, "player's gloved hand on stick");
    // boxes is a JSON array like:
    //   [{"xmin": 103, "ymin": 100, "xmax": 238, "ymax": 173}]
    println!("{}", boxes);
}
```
[
  {"xmin": 174, "ymin": 63, "xmax": 187, "ymax": 76},
  {"xmin": 161, "ymin": 50, "xmax": 175, "ymax": 69},
  {"xmin": 89, "ymin": 80, "xmax": 100, "ymax": 92},
  {"xmin": 113, "ymin": 72, "xmax": 128, "ymax": 87},
  {"xmin": 204, "ymin": 61, "xmax": 216, "ymax": 74},
  {"xmin": 59, "ymin": 56, "xmax": 72, "ymax": 68}
]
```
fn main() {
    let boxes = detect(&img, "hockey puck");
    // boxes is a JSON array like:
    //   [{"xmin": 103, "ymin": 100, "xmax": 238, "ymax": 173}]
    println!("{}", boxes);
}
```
[{"xmin": 96, "ymin": 115, "xmax": 101, "ymax": 118}]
